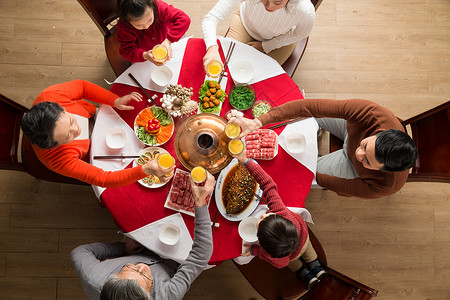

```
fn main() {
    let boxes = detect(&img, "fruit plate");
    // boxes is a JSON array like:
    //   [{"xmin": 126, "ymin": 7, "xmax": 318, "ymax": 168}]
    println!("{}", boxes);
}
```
[
  {"xmin": 214, "ymin": 158, "xmax": 263, "ymax": 221},
  {"xmin": 134, "ymin": 106, "xmax": 174, "ymax": 146},
  {"xmin": 133, "ymin": 147, "xmax": 172, "ymax": 189}
]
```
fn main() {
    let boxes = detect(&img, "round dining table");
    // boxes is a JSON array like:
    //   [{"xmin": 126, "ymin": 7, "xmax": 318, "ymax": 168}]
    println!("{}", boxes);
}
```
[{"xmin": 95, "ymin": 38, "xmax": 314, "ymax": 264}]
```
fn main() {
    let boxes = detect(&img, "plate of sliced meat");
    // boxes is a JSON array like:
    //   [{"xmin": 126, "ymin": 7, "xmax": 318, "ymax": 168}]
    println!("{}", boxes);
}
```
[
  {"xmin": 244, "ymin": 129, "xmax": 278, "ymax": 160},
  {"xmin": 165, "ymin": 169, "xmax": 211, "ymax": 217},
  {"xmin": 215, "ymin": 158, "xmax": 263, "ymax": 221}
]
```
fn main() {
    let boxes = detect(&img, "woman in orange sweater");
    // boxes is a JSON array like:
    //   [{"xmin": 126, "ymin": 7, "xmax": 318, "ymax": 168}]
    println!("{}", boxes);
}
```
[{"xmin": 20, "ymin": 80, "xmax": 174, "ymax": 188}]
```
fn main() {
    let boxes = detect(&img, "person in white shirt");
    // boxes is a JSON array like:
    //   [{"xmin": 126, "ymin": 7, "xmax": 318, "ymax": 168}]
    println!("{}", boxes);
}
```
[{"xmin": 202, "ymin": 0, "xmax": 315, "ymax": 70}]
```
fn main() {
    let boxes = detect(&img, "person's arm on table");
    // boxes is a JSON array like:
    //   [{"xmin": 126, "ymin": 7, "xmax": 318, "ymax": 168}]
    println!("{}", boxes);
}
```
[
  {"xmin": 157, "ymin": 173, "xmax": 214, "ymax": 299},
  {"xmin": 35, "ymin": 146, "xmax": 175, "ymax": 188}
]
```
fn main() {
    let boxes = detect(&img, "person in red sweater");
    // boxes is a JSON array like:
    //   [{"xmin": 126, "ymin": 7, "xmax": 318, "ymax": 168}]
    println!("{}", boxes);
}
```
[
  {"xmin": 232, "ymin": 148, "xmax": 326, "ymax": 290},
  {"xmin": 116, "ymin": 0, "xmax": 191, "ymax": 64},
  {"xmin": 20, "ymin": 80, "xmax": 174, "ymax": 188}
]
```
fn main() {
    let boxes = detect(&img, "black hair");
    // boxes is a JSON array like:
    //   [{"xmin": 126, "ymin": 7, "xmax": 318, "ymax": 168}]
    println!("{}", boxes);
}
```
[
  {"xmin": 375, "ymin": 129, "xmax": 418, "ymax": 172},
  {"xmin": 257, "ymin": 214, "xmax": 299, "ymax": 258},
  {"xmin": 20, "ymin": 101, "xmax": 64, "ymax": 149},
  {"xmin": 117, "ymin": 0, "xmax": 158, "ymax": 24},
  {"xmin": 101, "ymin": 275, "xmax": 149, "ymax": 300}
]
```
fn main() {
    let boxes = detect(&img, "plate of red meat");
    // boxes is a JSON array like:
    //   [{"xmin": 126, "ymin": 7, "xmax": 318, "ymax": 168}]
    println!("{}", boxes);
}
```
[
  {"xmin": 244, "ymin": 129, "xmax": 278, "ymax": 160},
  {"xmin": 165, "ymin": 169, "xmax": 212, "ymax": 216}
]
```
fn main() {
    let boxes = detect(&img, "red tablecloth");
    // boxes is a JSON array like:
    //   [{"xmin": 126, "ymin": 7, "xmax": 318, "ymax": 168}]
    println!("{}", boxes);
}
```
[{"xmin": 103, "ymin": 38, "xmax": 313, "ymax": 264}]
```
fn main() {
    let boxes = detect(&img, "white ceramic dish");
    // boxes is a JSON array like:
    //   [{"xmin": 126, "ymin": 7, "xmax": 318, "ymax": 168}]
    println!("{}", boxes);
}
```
[
  {"xmin": 238, "ymin": 217, "xmax": 259, "ymax": 243},
  {"xmin": 214, "ymin": 158, "xmax": 263, "ymax": 221},
  {"xmin": 229, "ymin": 60, "xmax": 254, "ymax": 85},
  {"xmin": 133, "ymin": 147, "xmax": 171, "ymax": 189},
  {"xmin": 285, "ymin": 132, "xmax": 306, "ymax": 154},
  {"xmin": 106, "ymin": 128, "xmax": 126, "ymax": 149},
  {"xmin": 159, "ymin": 222, "xmax": 181, "ymax": 245},
  {"xmin": 151, "ymin": 65, "xmax": 173, "ymax": 86}
]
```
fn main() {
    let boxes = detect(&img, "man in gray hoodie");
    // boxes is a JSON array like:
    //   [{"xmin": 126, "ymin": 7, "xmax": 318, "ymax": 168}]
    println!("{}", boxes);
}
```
[{"xmin": 71, "ymin": 172, "xmax": 215, "ymax": 300}]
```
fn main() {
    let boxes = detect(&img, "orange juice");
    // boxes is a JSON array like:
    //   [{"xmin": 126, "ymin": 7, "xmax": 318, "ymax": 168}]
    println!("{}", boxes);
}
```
[
  {"xmin": 191, "ymin": 166, "xmax": 207, "ymax": 184},
  {"xmin": 207, "ymin": 61, "xmax": 223, "ymax": 77},
  {"xmin": 228, "ymin": 139, "xmax": 244, "ymax": 155},
  {"xmin": 153, "ymin": 44, "xmax": 168, "ymax": 62},
  {"xmin": 157, "ymin": 153, "xmax": 174, "ymax": 169},
  {"xmin": 225, "ymin": 122, "xmax": 241, "ymax": 139}
]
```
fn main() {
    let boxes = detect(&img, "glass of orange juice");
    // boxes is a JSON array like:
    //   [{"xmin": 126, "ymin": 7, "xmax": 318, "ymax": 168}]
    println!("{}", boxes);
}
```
[
  {"xmin": 157, "ymin": 153, "xmax": 175, "ymax": 169},
  {"xmin": 228, "ymin": 138, "xmax": 244, "ymax": 155},
  {"xmin": 152, "ymin": 44, "xmax": 168, "ymax": 63},
  {"xmin": 207, "ymin": 60, "xmax": 223, "ymax": 78},
  {"xmin": 191, "ymin": 166, "xmax": 207, "ymax": 184},
  {"xmin": 225, "ymin": 122, "xmax": 241, "ymax": 139}
]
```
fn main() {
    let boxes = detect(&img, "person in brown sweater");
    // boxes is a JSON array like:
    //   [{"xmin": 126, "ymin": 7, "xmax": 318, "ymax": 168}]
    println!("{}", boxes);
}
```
[{"xmin": 230, "ymin": 99, "xmax": 417, "ymax": 199}]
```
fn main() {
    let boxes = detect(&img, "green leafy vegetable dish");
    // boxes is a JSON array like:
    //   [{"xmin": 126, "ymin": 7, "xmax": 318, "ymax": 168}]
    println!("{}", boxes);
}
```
[
  {"xmin": 229, "ymin": 85, "xmax": 256, "ymax": 110},
  {"xmin": 198, "ymin": 80, "xmax": 226, "ymax": 113}
]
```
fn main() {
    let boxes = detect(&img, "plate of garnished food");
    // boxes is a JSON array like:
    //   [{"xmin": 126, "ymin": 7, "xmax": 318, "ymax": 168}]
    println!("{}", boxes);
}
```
[
  {"xmin": 133, "ymin": 147, "xmax": 172, "ymax": 188},
  {"xmin": 198, "ymin": 79, "xmax": 226, "ymax": 115},
  {"xmin": 165, "ymin": 169, "xmax": 212, "ymax": 217},
  {"xmin": 214, "ymin": 158, "xmax": 263, "ymax": 221},
  {"xmin": 134, "ymin": 106, "xmax": 174, "ymax": 146}
]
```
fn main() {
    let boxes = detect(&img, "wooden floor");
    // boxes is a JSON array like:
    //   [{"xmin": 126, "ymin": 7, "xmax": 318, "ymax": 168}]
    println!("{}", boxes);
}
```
[{"xmin": 0, "ymin": 0, "xmax": 449, "ymax": 299}]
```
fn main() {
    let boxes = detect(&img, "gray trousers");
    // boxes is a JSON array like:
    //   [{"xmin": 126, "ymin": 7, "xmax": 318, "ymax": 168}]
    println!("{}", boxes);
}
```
[{"xmin": 316, "ymin": 118, "xmax": 359, "ymax": 179}]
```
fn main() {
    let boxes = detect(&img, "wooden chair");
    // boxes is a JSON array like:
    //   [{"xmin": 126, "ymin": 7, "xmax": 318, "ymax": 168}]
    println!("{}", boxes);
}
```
[
  {"xmin": 0, "ymin": 94, "xmax": 87, "ymax": 185},
  {"xmin": 401, "ymin": 100, "xmax": 450, "ymax": 182},
  {"xmin": 233, "ymin": 226, "xmax": 378, "ymax": 300},
  {"xmin": 77, "ymin": 0, "xmax": 132, "ymax": 77},
  {"xmin": 329, "ymin": 101, "xmax": 450, "ymax": 183},
  {"xmin": 281, "ymin": 0, "xmax": 323, "ymax": 77}
]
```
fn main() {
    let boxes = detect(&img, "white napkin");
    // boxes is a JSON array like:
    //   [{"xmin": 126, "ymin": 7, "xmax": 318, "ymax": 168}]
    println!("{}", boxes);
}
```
[
  {"xmin": 233, "ymin": 205, "xmax": 314, "ymax": 265},
  {"xmin": 113, "ymin": 37, "xmax": 190, "ymax": 92},
  {"xmin": 218, "ymin": 37, "xmax": 285, "ymax": 84},
  {"xmin": 278, "ymin": 118, "xmax": 319, "ymax": 176},
  {"xmin": 90, "ymin": 105, "xmax": 145, "ymax": 198},
  {"xmin": 123, "ymin": 213, "xmax": 193, "ymax": 264}
]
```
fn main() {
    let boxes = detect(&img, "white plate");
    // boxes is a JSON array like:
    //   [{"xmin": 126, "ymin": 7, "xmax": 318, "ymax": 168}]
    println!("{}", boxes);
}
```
[
  {"xmin": 133, "ymin": 147, "xmax": 172, "ymax": 189},
  {"xmin": 134, "ymin": 106, "xmax": 174, "ymax": 147},
  {"xmin": 214, "ymin": 158, "xmax": 263, "ymax": 221}
]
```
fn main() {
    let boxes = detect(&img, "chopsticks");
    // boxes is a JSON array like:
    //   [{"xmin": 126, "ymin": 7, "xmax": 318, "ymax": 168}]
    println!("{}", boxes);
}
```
[
  {"xmin": 218, "ymin": 41, "xmax": 236, "ymax": 85},
  {"xmin": 267, "ymin": 117, "xmax": 305, "ymax": 130},
  {"xmin": 253, "ymin": 192, "xmax": 268, "ymax": 204},
  {"xmin": 94, "ymin": 155, "xmax": 140, "ymax": 159},
  {"xmin": 211, "ymin": 209, "xmax": 220, "ymax": 232},
  {"xmin": 128, "ymin": 73, "xmax": 161, "ymax": 108}
]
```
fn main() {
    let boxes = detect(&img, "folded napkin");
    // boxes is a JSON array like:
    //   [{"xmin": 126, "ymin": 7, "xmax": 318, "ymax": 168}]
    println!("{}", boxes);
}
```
[
  {"xmin": 90, "ymin": 105, "xmax": 145, "ymax": 198},
  {"xmin": 233, "ymin": 205, "xmax": 314, "ymax": 265},
  {"xmin": 218, "ymin": 37, "xmax": 285, "ymax": 84},
  {"xmin": 278, "ymin": 118, "xmax": 319, "ymax": 175},
  {"xmin": 123, "ymin": 213, "xmax": 193, "ymax": 264},
  {"xmin": 113, "ymin": 37, "xmax": 190, "ymax": 92}
]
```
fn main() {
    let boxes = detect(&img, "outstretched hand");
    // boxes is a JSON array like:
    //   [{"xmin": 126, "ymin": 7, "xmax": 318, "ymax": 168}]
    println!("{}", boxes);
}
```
[
  {"xmin": 142, "ymin": 159, "xmax": 175, "ymax": 183},
  {"xmin": 228, "ymin": 116, "xmax": 262, "ymax": 139},
  {"xmin": 114, "ymin": 92, "xmax": 143, "ymax": 110},
  {"xmin": 203, "ymin": 45, "xmax": 222, "ymax": 75},
  {"xmin": 190, "ymin": 171, "xmax": 215, "ymax": 207}
]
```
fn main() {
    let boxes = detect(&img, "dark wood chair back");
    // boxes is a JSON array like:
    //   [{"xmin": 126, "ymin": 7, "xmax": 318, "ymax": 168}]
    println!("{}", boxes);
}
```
[
  {"xmin": 281, "ymin": 0, "xmax": 323, "ymax": 77},
  {"xmin": 0, "ymin": 94, "xmax": 87, "ymax": 185},
  {"xmin": 0, "ymin": 94, "xmax": 28, "ymax": 171},
  {"xmin": 234, "ymin": 226, "xmax": 378, "ymax": 300},
  {"xmin": 401, "ymin": 101, "xmax": 450, "ymax": 183},
  {"xmin": 77, "ymin": 0, "xmax": 132, "ymax": 77}
]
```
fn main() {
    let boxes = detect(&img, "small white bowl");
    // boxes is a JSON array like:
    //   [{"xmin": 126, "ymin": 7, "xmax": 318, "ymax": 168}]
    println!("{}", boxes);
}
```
[
  {"xmin": 159, "ymin": 223, "xmax": 181, "ymax": 245},
  {"xmin": 285, "ymin": 132, "xmax": 306, "ymax": 154},
  {"xmin": 229, "ymin": 60, "xmax": 254, "ymax": 85},
  {"xmin": 151, "ymin": 65, "xmax": 173, "ymax": 86},
  {"xmin": 238, "ymin": 217, "xmax": 259, "ymax": 243},
  {"xmin": 106, "ymin": 128, "xmax": 126, "ymax": 149}
]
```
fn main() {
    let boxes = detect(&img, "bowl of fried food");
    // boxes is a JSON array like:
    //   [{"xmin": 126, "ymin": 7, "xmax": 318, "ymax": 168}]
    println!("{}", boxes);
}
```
[{"xmin": 198, "ymin": 80, "xmax": 226, "ymax": 114}]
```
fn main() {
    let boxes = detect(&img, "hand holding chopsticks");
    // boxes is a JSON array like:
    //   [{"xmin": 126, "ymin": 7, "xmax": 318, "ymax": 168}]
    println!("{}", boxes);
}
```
[{"xmin": 128, "ymin": 73, "xmax": 161, "ymax": 108}]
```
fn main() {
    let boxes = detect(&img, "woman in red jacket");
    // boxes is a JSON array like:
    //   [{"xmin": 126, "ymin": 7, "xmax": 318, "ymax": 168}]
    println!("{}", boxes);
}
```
[{"xmin": 116, "ymin": 0, "xmax": 191, "ymax": 65}]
